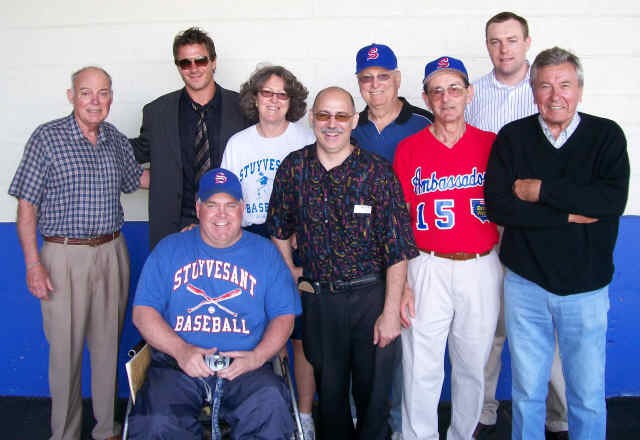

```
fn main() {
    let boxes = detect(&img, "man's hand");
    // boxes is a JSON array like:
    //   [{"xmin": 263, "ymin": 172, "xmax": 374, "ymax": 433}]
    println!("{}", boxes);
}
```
[
  {"xmin": 174, "ymin": 344, "xmax": 218, "ymax": 378},
  {"xmin": 400, "ymin": 285, "xmax": 416, "ymax": 329},
  {"xmin": 26, "ymin": 263, "xmax": 53, "ymax": 300},
  {"xmin": 217, "ymin": 350, "xmax": 264, "ymax": 381},
  {"xmin": 139, "ymin": 169, "xmax": 150, "ymax": 189},
  {"xmin": 568, "ymin": 213, "xmax": 599, "ymax": 224},
  {"xmin": 513, "ymin": 178, "xmax": 542, "ymax": 202},
  {"xmin": 373, "ymin": 310, "xmax": 401, "ymax": 348},
  {"xmin": 180, "ymin": 223, "xmax": 197, "ymax": 232}
]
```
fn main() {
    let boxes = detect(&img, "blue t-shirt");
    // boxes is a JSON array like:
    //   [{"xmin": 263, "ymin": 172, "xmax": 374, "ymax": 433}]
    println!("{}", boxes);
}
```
[{"xmin": 134, "ymin": 228, "xmax": 301, "ymax": 351}]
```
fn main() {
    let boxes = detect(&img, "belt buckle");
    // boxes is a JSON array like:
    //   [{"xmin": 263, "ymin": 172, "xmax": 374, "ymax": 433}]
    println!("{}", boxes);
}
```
[
  {"xmin": 331, "ymin": 280, "xmax": 347, "ymax": 292},
  {"xmin": 88, "ymin": 236, "xmax": 99, "ymax": 247}
]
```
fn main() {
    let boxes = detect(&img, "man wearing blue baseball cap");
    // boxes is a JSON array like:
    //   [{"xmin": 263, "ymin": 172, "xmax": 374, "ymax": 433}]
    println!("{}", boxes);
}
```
[
  {"xmin": 394, "ymin": 56, "xmax": 502, "ymax": 440},
  {"xmin": 128, "ymin": 168, "xmax": 302, "ymax": 438},
  {"xmin": 352, "ymin": 43, "xmax": 433, "ymax": 163},
  {"xmin": 352, "ymin": 43, "xmax": 433, "ymax": 439}
]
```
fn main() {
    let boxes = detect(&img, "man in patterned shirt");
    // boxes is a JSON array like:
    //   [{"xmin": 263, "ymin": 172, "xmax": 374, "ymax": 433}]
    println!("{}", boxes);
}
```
[
  {"xmin": 8, "ymin": 66, "xmax": 147, "ymax": 440},
  {"xmin": 267, "ymin": 86, "xmax": 417, "ymax": 440}
]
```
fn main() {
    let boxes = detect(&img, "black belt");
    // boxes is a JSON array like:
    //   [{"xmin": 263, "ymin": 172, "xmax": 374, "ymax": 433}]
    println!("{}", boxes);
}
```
[{"xmin": 298, "ymin": 273, "xmax": 384, "ymax": 294}]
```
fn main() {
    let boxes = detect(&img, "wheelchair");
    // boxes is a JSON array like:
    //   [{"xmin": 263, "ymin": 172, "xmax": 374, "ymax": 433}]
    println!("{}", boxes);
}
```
[{"xmin": 122, "ymin": 341, "xmax": 305, "ymax": 439}]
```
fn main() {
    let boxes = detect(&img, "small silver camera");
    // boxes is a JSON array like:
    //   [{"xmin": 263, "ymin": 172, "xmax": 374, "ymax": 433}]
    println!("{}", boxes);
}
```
[{"xmin": 204, "ymin": 354, "xmax": 231, "ymax": 371}]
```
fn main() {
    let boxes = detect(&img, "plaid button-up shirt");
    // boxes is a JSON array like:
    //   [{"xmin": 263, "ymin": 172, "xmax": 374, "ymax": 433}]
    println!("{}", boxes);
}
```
[{"xmin": 9, "ymin": 113, "xmax": 143, "ymax": 238}]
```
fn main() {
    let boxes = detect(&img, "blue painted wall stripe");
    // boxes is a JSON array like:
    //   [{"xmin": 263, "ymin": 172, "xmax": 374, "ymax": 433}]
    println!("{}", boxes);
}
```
[{"xmin": 1, "ymin": 218, "xmax": 638, "ymax": 399}]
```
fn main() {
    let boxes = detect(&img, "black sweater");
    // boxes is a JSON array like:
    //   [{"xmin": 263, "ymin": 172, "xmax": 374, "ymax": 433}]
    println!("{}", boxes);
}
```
[{"xmin": 485, "ymin": 113, "xmax": 629, "ymax": 295}]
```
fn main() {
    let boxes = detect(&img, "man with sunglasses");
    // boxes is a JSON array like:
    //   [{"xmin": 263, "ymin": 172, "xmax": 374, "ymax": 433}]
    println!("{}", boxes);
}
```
[
  {"xmin": 351, "ymin": 42, "xmax": 433, "ymax": 440},
  {"xmin": 267, "ymin": 87, "xmax": 417, "ymax": 440},
  {"xmin": 393, "ymin": 57, "xmax": 501, "ymax": 440},
  {"xmin": 131, "ymin": 27, "xmax": 248, "ymax": 249},
  {"xmin": 465, "ymin": 12, "xmax": 569, "ymax": 440}
]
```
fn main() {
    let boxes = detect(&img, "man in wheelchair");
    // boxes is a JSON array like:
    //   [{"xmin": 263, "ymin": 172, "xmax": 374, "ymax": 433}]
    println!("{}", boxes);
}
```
[{"xmin": 128, "ymin": 168, "xmax": 301, "ymax": 439}]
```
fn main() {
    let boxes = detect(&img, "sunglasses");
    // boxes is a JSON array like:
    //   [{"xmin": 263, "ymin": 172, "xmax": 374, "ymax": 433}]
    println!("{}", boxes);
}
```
[
  {"xmin": 425, "ymin": 84, "xmax": 467, "ymax": 99},
  {"xmin": 258, "ymin": 89, "xmax": 289, "ymax": 101},
  {"xmin": 357, "ymin": 72, "xmax": 393, "ymax": 84},
  {"xmin": 175, "ymin": 56, "xmax": 210, "ymax": 70},
  {"xmin": 313, "ymin": 111, "xmax": 354, "ymax": 122}
]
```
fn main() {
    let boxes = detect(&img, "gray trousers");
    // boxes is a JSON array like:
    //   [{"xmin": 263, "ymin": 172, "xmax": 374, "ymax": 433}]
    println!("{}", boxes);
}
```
[{"xmin": 41, "ymin": 235, "xmax": 129, "ymax": 440}]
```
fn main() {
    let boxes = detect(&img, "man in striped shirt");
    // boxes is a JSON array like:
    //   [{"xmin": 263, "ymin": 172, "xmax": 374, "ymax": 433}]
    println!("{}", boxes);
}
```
[
  {"xmin": 465, "ymin": 12, "xmax": 536, "ymax": 133},
  {"xmin": 465, "ymin": 12, "xmax": 569, "ymax": 440}
]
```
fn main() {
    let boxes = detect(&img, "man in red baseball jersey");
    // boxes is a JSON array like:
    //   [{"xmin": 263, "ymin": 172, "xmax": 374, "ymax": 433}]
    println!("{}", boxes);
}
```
[{"xmin": 393, "ymin": 56, "xmax": 501, "ymax": 440}]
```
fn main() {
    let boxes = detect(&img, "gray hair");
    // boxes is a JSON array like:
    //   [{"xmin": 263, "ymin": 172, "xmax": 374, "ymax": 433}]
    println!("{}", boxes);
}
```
[
  {"xmin": 530, "ymin": 47, "xmax": 584, "ymax": 88},
  {"xmin": 70, "ymin": 66, "xmax": 113, "ymax": 93}
]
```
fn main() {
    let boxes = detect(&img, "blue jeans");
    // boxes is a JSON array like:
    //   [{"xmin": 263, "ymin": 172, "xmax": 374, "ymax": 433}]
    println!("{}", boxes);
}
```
[{"xmin": 504, "ymin": 270, "xmax": 608, "ymax": 440}]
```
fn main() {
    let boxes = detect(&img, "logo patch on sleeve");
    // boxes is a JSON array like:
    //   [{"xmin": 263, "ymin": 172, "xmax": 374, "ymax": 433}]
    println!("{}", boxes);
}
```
[{"xmin": 470, "ymin": 199, "xmax": 489, "ymax": 223}]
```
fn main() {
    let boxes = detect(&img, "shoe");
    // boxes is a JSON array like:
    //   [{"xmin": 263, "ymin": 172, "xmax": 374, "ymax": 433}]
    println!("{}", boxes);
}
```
[
  {"xmin": 473, "ymin": 422, "xmax": 496, "ymax": 438},
  {"xmin": 545, "ymin": 430, "xmax": 569, "ymax": 440},
  {"xmin": 300, "ymin": 413, "xmax": 315, "ymax": 440}
]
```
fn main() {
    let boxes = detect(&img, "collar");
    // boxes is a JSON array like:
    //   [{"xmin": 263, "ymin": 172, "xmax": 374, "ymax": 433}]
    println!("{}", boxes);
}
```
[
  {"xmin": 357, "ymin": 97, "xmax": 412, "ymax": 127},
  {"xmin": 490, "ymin": 63, "xmax": 531, "ymax": 89},
  {"xmin": 538, "ymin": 112, "xmax": 581, "ymax": 148},
  {"xmin": 69, "ymin": 112, "xmax": 106, "ymax": 144},
  {"xmin": 182, "ymin": 82, "xmax": 221, "ymax": 111},
  {"xmin": 310, "ymin": 142, "xmax": 361, "ymax": 169}
]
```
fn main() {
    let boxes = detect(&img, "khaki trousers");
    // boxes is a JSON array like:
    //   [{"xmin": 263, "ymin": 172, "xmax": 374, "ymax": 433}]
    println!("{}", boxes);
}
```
[{"xmin": 41, "ymin": 235, "xmax": 129, "ymax": 440}]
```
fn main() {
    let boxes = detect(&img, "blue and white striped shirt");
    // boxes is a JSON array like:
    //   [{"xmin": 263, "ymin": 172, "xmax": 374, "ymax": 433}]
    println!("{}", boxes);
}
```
[
  {"xmin": 465, "ymin": 69, "xmax": 537, "ymax": 133},
  {"xmin": 9, "ymin": 113, "xmax": 143, "ymax": 238}
]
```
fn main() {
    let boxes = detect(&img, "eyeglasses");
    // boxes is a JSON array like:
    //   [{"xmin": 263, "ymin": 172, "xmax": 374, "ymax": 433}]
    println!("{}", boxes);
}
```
[
  {"xmin": 357, "ymin": 72, "xmax": 393, "ymax": 84},
  {"xmin": 175, "ymin": 56, "xmax": 210, "ymax": 70},
  {"xmin": 258, "ymin": 89, "xmax": 289, "ymax": 101},
  {"xmin": 313, "ymin": 111, "xmax": 354, "ymax": 122},
  {"xmin": 425, "ymin": 84, "xmax": 467, "ymax": 99}
]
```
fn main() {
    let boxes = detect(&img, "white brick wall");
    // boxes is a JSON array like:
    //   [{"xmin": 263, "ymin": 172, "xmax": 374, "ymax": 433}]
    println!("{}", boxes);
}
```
[{"xmin": 2, "ymin": 1, "xmax": 638, "ymax": 220}]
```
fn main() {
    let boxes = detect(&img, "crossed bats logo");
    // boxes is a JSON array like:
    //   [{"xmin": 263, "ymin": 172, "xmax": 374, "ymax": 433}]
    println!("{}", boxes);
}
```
[{"xmin": 185, "ymin": 283, "xmax": 242, "ymax": 316}]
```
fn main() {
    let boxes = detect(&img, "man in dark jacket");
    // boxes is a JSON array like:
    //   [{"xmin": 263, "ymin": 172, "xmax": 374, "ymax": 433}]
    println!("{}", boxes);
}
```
[{"xmin": 131, "ymin": 27, "xmax": 248, "ymax": 249}]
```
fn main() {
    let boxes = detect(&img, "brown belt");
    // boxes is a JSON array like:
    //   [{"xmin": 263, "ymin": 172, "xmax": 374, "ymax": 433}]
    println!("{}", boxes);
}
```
[
  {"xmin": 43, "ymin": 231, "xmax": 120, "ymax": 247},
  {"xmin": 420, "ymin": 248, "xmax": 491, "ymax": 261}
]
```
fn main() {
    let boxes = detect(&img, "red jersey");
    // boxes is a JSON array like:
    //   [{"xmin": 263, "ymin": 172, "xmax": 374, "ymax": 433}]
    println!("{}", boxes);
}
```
[{"xmin": 393, "ymin": 124, "xmax": 498, "ymax": 253}]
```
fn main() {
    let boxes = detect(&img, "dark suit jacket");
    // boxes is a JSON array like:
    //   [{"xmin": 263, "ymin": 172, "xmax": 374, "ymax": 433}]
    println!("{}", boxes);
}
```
[{"xmin": 131, "ymin": 84, "xmax": 248, "ymax": 249}]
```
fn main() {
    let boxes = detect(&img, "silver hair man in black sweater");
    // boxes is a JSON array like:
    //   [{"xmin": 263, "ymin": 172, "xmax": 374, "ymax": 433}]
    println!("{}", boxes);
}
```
[{"xmin": 485, "ymin": 47, "xmax": 629, "ymax": 440}]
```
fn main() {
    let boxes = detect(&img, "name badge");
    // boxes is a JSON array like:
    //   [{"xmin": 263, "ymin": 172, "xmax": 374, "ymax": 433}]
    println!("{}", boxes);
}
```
[{"xmin": 353, "ymin": 204, "xmax": 372, "ymax": 214}]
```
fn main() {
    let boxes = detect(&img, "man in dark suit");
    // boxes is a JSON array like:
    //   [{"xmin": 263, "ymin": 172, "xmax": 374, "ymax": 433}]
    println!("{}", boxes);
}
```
[{"xmin": 132, "ymin": 27, "xmax": 248, "ymax": 249}]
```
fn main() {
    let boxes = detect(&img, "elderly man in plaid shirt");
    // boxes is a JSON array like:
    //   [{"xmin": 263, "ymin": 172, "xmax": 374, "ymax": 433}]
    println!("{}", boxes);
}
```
[{"xmin": 8, "ymin": 66, "xmax": 148, "ymax": 440}]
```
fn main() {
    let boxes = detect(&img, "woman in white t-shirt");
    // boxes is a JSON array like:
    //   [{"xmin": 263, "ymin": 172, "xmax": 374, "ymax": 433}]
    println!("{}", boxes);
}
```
[
  {"xmin": 221, "ymin": 65, "xmax": 315, "ymax": 234},
  {"xmin": 220, "ymin": 65, "xmax": 316, "ymax": 439}
]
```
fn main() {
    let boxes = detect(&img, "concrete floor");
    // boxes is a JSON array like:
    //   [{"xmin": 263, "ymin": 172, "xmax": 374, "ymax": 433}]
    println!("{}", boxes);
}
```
[{"xmin": 1, "ymin": 396, "xmax": 638, "ymax": 439}]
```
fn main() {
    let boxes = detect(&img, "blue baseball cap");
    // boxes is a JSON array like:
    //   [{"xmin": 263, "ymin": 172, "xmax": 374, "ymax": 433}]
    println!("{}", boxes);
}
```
[
  {"xmin": 355, "ymin": 43, "xmax": 397, "ymax": 74},
  {"xmin": 423, "ymin": 56, "xmax": 469, "ymax": 84},
  {"xmin": 198, "ymin": 168, "xmax": 243, "ymax": 202}
]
